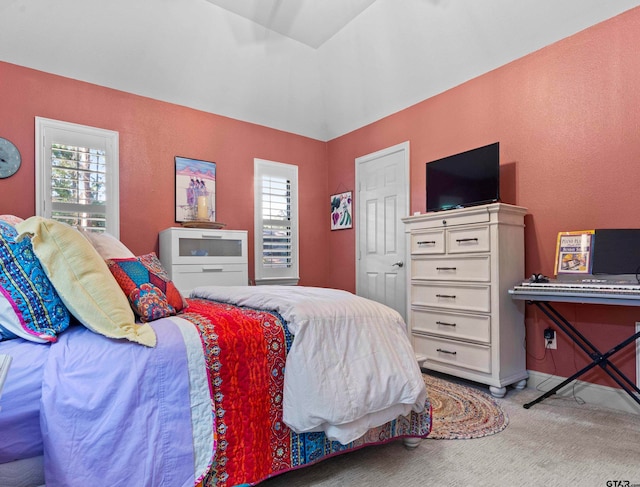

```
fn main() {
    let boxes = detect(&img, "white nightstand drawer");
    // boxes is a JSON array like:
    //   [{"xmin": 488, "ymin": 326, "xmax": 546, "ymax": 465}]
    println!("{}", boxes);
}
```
[
  {"xmin": 414, "ymin": 335, "xmax": 491, "ymax": 374},
  {"xmin": 160, "ymin": 228, "xmax": 247, "ymax": 266},
  {"xmin": 411, "ymin": 282, "xmax": 490, "ymax": 312},
  {"xmin": 411, "ymin": 230, "xmax": 445, "ymax": 254},
  {"xmin": 411, "ymin": 308, "xmax": 490, "ymax": 343},
  {"xmin": 446, "ymin": 225, "xmax": 490, "ymax": 253},
  {"xmin": 411, "ymin": 255, "xmax": 490, "ymax": 281},
  {"xmin": 172, "ymin": 263, "xmax": 247, "ymax": 295}
]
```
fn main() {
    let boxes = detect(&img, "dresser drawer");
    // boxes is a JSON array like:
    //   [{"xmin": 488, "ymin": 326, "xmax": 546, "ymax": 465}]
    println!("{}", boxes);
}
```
[
  {"xmin": 411, "ymin": 308, "xmax": 490, "ymax": 343},
  {"xmin": 170, "ymin": 263, "xmax": 248, "ymax": 294},
  {"xmin": 411, "ymin": 255, "xmax": 490, "ymax": 281},
  {"xmin": 413, "ymin": 335, "xmax": 491, "ymax": 373},
  {"xmin": 446, "ymin": 225, "xmax": 490, "ymax": 254},
  {"xmin": 405, "ymin": 208, "xmax": 491, "ymax": 229},
  {"xmin": 411, "ymin": 229, "xmax": 445, "ymax": 254},
  {"xmin": 411, "ymin": 282, "xmax": 490, "ymax": 312}
]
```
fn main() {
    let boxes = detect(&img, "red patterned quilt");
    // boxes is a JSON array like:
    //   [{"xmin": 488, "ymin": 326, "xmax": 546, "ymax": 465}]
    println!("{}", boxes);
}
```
[{"xmin": 181, "ymin": 298, "xmax": 431, "ymax": 487}]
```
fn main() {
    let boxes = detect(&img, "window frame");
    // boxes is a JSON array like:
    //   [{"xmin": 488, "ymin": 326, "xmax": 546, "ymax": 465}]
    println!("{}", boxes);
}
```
[
  {"xmin": 35, "ymin": 117, "xmax": 120, "ymax": 237},
  {"xmin": 253, "ymin": 158, "xmax": 299, "ymax": 286}
]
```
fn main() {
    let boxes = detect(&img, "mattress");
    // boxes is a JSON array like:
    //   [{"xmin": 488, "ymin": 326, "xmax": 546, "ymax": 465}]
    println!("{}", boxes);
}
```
[{"xmin": 0, "ymin": 456, "xmax": 45, "ymax": 487}]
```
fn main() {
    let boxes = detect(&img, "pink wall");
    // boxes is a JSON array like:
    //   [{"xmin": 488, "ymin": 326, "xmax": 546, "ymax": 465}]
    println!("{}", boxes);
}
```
[
  {"xmin": 327, "ymin": 7, "xmax": 640, "ymax": 387},
  {"xmin": 2, "ymin": 7, "xmax": 640, "ymax": 388},
  {"xmin": 0, "ymin": 61, "xmax": 330, "ymax": 287}
]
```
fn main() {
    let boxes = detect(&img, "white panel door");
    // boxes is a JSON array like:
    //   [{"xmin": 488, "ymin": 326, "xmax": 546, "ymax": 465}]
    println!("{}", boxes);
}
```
[{"xmin": 355, "ymin": 142, "xmax": 409, "ymax": 321}]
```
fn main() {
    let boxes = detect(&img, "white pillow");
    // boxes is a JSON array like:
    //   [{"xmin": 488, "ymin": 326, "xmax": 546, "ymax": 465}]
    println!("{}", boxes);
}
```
[{"xmin": 81, "ymin": 230, "xmax": 136, "ymax": 260}]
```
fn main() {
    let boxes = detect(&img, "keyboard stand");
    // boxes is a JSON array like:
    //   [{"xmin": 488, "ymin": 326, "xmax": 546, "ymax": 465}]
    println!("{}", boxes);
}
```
[{"xmin": 509, "ymin": 290, "xmax": 640, "ymax": 410}]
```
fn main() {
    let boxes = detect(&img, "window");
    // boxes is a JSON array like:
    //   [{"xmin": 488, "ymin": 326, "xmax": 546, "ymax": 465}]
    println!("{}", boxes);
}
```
[
  {"xmin": 254, "ymin": 159, "xmax": 299, "ymax": 285},
  {"xmin": 35, "ymin": 117, "xmax": 120, "ymax": 236}
]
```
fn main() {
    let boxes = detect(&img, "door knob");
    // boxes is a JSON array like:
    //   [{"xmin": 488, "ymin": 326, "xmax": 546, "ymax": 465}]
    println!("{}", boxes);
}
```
[{"xmin": 392, "ymin": 261, "xmax": 404, "ymax": 268}]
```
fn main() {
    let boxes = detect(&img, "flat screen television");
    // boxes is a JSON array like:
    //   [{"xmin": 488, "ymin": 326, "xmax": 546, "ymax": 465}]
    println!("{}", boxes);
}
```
[{"xmin": 426, "ymin": 142, "xmax": 500, "ymax": 212}]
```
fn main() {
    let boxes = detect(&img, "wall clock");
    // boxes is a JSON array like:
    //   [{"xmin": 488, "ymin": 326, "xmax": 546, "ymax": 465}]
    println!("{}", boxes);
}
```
[{"xmin": 0, "ymin": 137, "xmax": 21, "ymax": 179}]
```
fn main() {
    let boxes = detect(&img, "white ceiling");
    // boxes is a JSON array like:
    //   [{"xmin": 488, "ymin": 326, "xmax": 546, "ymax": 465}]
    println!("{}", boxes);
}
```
[
  {"xmin": 0, "ymin": 0, "xmax": 639, "ymax": 141},
  {"xmin": 205, "ymin": 0, "xmax": 378, "ymax": 49}
]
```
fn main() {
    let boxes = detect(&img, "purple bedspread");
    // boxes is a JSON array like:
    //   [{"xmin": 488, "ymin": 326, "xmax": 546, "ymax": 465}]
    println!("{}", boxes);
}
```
[
  {"xmin": 0, "ymin": 320, "xmax": 200, "ymax": 487},
  {"xmin": 0, "ymin": 335, "xmax": 49, "ymax": 462}
]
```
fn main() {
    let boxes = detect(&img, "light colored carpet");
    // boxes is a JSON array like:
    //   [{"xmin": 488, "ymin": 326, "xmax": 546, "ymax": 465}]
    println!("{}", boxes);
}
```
[{"xmin": 261, "ymin": 376, "xmax": 640, "ymax": 486}]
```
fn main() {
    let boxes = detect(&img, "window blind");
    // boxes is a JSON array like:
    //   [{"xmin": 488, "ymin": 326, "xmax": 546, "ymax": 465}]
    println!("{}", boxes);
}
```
[
  {"xmin": 261, "ymin": 175, "xmax": 292, "ymax": 269},
  {"xmin": 50, "ymin": 143, "xmax": 107, "ymax": 231}
]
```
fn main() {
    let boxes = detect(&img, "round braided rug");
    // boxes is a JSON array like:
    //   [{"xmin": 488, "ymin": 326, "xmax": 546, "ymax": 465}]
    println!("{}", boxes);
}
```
[{"xmin": 424, "ymin": 374, "xmax": 509, "ymax": 440}]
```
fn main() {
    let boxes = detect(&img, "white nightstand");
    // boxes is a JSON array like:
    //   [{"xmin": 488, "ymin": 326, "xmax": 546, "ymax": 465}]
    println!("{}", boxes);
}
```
[{"xmin": 159, "ymin": 227, "xmax": 248, "ymax": 295}]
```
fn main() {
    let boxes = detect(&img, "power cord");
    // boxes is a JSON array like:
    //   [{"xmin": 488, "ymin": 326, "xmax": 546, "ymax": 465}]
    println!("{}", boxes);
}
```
[
  {"xmin": 570, "ymin": 340, "xmax": 586, "ymax": 405},
  {"xmin": 526, "ymin": 335, "xmax": 551, "ymax": 362},
  {"xmin": 534, "ymin": 349, "xmax": 557, "ymax": 393}
]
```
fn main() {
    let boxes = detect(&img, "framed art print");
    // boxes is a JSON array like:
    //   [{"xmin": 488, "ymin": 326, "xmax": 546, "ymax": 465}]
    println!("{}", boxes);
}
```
[
  {"xmin": 175, "ymin": 156, "xmax": 216, "ymax": 223},
  {"xmin": 330, "ymin": 191, "xmax": 352, "ymax": 230}
]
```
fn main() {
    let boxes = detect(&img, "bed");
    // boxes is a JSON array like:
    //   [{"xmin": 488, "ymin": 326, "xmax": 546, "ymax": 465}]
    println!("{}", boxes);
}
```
[{"xmin": 0, "ymin": 216, "xmax": 431, "ymax": 487}]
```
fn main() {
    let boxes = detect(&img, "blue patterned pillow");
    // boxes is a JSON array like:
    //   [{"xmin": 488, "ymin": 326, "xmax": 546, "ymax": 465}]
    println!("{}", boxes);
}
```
[{"xmin": 0, "ymin": 221, "xmax": 70, "ymax": 342}]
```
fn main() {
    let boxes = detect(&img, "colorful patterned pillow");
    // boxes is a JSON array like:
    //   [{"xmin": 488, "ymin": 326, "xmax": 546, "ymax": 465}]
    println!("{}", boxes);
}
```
[
  {"xmin": 0, "ymin": 220, "xmax": 70, "ymax": 342},
  {"xmin": 107, "ymin": 253, "xmax": 187, "ymax": 322},
  {"xmin": 15, "ymin": 217, "xmax": 156, "ymax": 347}
]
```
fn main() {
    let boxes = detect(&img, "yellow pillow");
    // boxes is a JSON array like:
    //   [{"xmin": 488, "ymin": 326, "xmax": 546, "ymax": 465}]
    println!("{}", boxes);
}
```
[{"xmin": 15, "ymin": 217, "xmax": 156, "ymax": 347}]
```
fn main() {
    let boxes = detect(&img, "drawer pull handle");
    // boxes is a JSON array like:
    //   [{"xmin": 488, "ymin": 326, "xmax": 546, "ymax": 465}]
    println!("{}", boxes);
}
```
[
  {"xmin": 417, "ymin": 240, "xmax": 436, "ymax": 245},
  {"xmin": 456, "ymin": 237, "xmax": 479, "ymax": 243},
  {"xmin": 436, "ymin": 267, "xmax": 457, "ymax": 271},
  {"xmin": 436, "ymin": 321, "xmax": 456, "ymax": 327},
  {"xmin": 436, "ymin": 348, "xmax": 457, "ymax": 355},
  {"xmin": 201, "ymin": 233, "xmax": 223, "ymax": 239},
  {"xmin": 436, "ymin": 294, "xmax": 456, "ymax": 299},
  {"xmin": 202, "ymin": 266, "xmax": 224, "ymax": 272}
]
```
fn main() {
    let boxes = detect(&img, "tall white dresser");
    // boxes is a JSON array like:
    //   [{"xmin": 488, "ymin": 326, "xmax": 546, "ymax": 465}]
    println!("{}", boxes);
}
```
[
  {"xmin": 402, "ymin": 203, "xmax": 527, "ymax": 397},
  {"xmin": 159, "ymin": 227, "xmax": 248, "ymax": 295}
]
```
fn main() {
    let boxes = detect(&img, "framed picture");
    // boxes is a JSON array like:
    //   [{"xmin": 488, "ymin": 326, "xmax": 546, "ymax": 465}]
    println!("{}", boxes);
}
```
[
  {"xmin": 330, "ymin": 191, "xmax": 352, "ymax": 230},
  {"xmin": 554, "ymin": 230, "xmax": 594, "ymax": 275},
  {"xmin": 175, "ymin": 156, "xmax": 216, "ymax": 223}
]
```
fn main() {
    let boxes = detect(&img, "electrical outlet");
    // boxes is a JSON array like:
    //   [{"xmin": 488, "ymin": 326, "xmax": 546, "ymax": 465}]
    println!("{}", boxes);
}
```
[{"xmin": 544, "ymin": 328, "xmax": 557, "ymax": 349}]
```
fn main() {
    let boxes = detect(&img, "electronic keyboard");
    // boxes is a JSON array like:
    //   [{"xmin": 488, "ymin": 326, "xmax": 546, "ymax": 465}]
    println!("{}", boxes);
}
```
[{"xmin": 509, "ymin": 279, "xmax": 640, "ymax": 302}]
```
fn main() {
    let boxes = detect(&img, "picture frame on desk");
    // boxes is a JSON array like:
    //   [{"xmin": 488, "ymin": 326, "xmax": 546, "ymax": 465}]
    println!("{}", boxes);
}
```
[{"xmin": 554, "ymin": 230, "xmax": 594, "ymax": 275}]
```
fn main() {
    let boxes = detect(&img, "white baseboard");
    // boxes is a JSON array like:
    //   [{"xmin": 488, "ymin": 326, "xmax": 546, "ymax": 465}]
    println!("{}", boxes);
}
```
[{"xmin": 526, "ymin": 370, "xmax": 640, "ymax": 415}]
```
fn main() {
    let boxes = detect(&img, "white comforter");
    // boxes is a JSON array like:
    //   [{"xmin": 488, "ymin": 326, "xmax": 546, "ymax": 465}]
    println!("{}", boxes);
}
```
[{"xmin": 191, "ymin": 286, "xmax": 427, "ymax": 444}]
